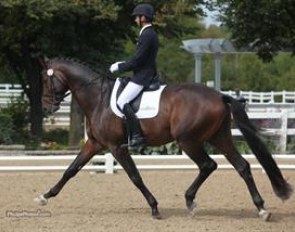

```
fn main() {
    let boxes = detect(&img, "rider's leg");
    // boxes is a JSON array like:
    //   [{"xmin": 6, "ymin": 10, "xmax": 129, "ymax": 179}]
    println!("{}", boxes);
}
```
[{"xmin": 117, "ymin": 82, "xmax": 145, "ymax": 147}]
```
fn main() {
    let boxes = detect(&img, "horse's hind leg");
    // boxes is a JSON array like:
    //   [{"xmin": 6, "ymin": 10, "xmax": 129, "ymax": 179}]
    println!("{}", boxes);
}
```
[
  {"xmin": 210, "ymin": 127, "xmax": 271, "ymax": 221},
  {"xmin": 179, "ymin": 141, "xmax": 217, "ymax": 211}
]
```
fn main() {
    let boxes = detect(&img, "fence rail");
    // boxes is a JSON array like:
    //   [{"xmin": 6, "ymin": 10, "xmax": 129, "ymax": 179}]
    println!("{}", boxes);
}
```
[
  {"xmin": 1, "ymin": 84, "xmax": 295, "ymax": 150},
  {"xmin": 222, "ymin": 90, "xmax": 295, "ymax": 103},
  {"xmin": 1, "ymin": 84, "xmax": 295, "ymax": 104},
  {"xmin": 0, "ymin": 153, "xmax": 295, "ymax": 173}
]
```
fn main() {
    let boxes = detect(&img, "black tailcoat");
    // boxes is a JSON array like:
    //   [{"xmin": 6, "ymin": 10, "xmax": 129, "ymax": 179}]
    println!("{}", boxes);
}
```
[{"xmin": 118, "ymin": 26, "xmax": 158, "ymax": 87}]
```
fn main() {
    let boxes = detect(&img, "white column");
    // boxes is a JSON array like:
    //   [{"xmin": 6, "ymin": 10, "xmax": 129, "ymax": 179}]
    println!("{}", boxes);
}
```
[
  {"xmin": 105, "ymin": 153, "xmax": 114, "ymax": 174},
  {"xmin": 194, "ymin": 53, "xmax": 203, "ymax": 83},
  {"xmin": 214, "ymin": 52, "xmax": 221, "ymax": 91},
  {"xmin": 280, "ymin": 110, "xmax": 288, "ymax": 153}
]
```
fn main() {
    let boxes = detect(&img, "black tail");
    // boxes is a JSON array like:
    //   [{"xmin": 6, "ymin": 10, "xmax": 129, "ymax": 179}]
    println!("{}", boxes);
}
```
[{"xmin": 222, "ymin": 94, "xmax": 293, "ymax": 200}]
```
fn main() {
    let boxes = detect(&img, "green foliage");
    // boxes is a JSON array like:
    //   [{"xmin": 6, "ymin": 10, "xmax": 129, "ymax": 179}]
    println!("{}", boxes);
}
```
[
  {"xmin": 0, "ymin": 64, "xmax": 18, "ymax": 83},
  {"xmin": 43, "ymin": 128, "xmax": 68, "ymax": 145},
  {"xmin": 0, "ymin": 0, "xmax": 205, "ymax": 138},
  {"xmin": 140, "ymin": 142, "xmax": 182, "ymax": 155},
  {"xmin": 23, "ymin": 128, "xmax": 69, "ymax": 150},
  {"xmin": 211, "ymin": 0, "xmax": 295, "ymax": 61},
  {"xmin": 2, "ymin": 96, "xmax": 29, "ymax": 131},
  {"xmin": 200, "ymin": 52, "xmax": 295, "ymax": 91},
  {"xmin": 0, "ymin": 96, "xmax": 30, "ymax": 144},
  {"xmin": 0, "ymin": 113, "xmax": 14, "ymax": 144},
  {"xmin": 239, "ymin": 54, "xmax": 295, "ymax": 91},
  {"xmin": 233, "ymin": 140, "xmax": 252, "ymax": 154},
  {"xmin": 287, "ymin": 137, "xmax": 295, "ymax": 154},
  {"xmin": 40, "ymin": 129, "xmax": 69, "ymax": 150},
  {"xmin": 157, "ymin": 37, "xmax": 195, "ymax": 84}
]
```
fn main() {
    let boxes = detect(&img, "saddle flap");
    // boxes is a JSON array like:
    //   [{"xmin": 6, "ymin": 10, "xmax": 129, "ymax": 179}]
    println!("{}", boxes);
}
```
[{"xmin": 110, "ymin": 78, "xmax": 166, "ymax": 119}]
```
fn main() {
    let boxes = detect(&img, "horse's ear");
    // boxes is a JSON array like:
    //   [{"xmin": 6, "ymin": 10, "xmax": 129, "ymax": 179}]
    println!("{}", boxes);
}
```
[{"xmin": 38, "ymin": 55, "xmax": 49, "ymax": 69}]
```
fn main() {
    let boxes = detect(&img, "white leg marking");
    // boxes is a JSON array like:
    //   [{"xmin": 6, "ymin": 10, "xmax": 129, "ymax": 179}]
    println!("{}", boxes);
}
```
[{"xmin": 34, "ymin": 195, "xmax": 48, "ymax": 206}]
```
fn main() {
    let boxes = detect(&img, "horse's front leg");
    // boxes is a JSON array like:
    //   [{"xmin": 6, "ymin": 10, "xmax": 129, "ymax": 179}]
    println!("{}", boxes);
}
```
[
  {"xmin": 111, "ymin": 146, "xmax": 161, "ymax": 219},
  {"xmin": 35, "ymin": 140, "xmax": 103, "ymax": 205}
]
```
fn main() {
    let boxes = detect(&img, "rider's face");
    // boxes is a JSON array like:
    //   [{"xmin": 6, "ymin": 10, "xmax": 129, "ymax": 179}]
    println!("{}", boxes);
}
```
[
  {"xmin": 134, "ymin": 15, "xmax": 141, "ymax": 26},
  {"xmin": 134, "ymin": 15, "xmax": 147, "ymax": 27}
]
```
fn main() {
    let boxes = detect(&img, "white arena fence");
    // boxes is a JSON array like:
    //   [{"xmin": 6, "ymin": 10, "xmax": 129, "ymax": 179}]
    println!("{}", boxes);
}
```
[
  {"xmin": 233, "ymin": 110, "xmax": 295, "ymax": 152},
  {"xmin": 1, "ymin": 84, "xmax": 295, "ymax": 128},
  {"xmin": 1, "ymin": 84, "xmax": 295, "ymax": 151},
  {"xmin": 0, "ymin": 84, "xmax": 71, "ymax": 128},
  {"xmin": 0, "ymin": 84, "xmax": 295, "ymax": 150},
  {"xmin": 222, "ymin": 90, "xmax": 295, "ymax": 104},
  {"xmin": 0, "ymin": 153, "xmax": 295, "ymax": 173}
]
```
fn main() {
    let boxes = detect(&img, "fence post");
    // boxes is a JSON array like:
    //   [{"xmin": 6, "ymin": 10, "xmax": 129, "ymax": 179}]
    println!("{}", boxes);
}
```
[
  {"xmin": 282, "ymin": 90, "xmax": 286, "ymax": 103},
  {"xmin": 280, "ymin": 110, "xmax": 288, "ymax": 153},
  {"xmin": 105, "ymin": 153, "xmax": 114, "ymax": 174}
]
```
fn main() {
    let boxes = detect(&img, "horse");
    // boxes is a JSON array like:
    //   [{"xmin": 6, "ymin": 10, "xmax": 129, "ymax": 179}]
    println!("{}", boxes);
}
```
[{"xmin": 36, "ymin": 57, "xmax": 292, "ymax": 221}]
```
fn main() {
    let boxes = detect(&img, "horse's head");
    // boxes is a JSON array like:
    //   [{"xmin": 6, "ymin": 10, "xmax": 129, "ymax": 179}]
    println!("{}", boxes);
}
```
[
  {"xmin": 40, "ymin": 59, "xmax": 70, "ymax": 114},
  {"xmin": 40, "ymin": 57, "xmax": 112, "ymax": 115}
]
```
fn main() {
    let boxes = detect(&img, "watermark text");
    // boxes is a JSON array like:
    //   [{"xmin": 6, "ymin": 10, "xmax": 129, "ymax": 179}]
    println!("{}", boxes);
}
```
[{"xmin": 6, "ymin": 209, "xmax": 51, "ymax": 218}]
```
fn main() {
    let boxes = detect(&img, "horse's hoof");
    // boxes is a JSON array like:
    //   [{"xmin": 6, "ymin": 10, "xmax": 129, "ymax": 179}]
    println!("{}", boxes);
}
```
[
  {"xmin": 186, "ymin": 201, "xmax": 197, "ymax": 211},
  {"xmin": 259, "ymin": 209, "xmax": 272, "ymax": 221},
  {"xmin": 34, "ymin": 195, "xmax": 48, "ymax": 206},
  {"xmin": 152, "ymin": 212, "xmax": 162, "ymax": 220},
  {"xmin": 152, "ymin": 208, "xmax": 162, "ymax": 220}
]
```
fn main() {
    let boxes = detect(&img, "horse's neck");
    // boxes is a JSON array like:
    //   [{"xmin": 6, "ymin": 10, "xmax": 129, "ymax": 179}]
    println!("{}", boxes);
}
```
[{"xmin": 71, "ymin": 78, "xmax": 114, "ymax": 119}]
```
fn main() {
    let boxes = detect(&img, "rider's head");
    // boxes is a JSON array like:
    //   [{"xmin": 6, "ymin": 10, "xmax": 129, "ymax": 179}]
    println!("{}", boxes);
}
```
[{"xmin": 132, "ymin": 3, "xmax": 154, "ymax": 27}]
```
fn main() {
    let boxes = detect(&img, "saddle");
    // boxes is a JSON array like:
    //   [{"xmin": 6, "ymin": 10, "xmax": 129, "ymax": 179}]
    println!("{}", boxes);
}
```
[
  {"xmin": 110, "ymin": 77, "xmax": 166, "ymax": 119},
  {"xmin": 116, "ymin": 76, "xmax": 161, "ymax": 112}
]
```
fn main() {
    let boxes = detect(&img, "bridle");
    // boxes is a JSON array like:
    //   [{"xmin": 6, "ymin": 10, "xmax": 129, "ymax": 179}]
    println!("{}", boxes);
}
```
[
  {"xmin": 43, "ymin": 67, "xmax": 103, "ymax": 112},
  {"xmin": 43, "ymin": 69, "xmax": 70, "ymax": 113}
]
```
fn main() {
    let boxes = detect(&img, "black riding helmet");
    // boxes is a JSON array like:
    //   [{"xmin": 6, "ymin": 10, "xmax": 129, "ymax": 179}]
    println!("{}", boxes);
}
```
[{"xmin": 132, "ymin": 3, "xmax": 154, "ymax": 21}]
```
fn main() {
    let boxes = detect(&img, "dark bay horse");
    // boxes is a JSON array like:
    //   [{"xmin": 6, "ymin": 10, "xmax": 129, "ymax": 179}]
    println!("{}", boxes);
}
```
[{"xmin": 36, "ymin": 58, "xmax": 292, "ymax": 221}]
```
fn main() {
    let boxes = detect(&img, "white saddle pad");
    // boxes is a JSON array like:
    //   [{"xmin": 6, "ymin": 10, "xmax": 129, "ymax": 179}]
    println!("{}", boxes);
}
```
[{"xmin": 110, "ymin": 78, "xmax": 167, "ymax": 119}]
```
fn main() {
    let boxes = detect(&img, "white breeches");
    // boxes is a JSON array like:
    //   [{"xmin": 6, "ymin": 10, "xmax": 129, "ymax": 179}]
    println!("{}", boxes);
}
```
[{"xmin": 117, "ymin": 81, "xmax": 144, "ymax": 110}]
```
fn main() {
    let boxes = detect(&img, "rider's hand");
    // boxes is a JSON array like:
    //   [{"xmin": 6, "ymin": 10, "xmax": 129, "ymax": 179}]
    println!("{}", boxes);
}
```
[{"xmin": 109, "ymin": 61, "xmax": 124, "ymax": 73}]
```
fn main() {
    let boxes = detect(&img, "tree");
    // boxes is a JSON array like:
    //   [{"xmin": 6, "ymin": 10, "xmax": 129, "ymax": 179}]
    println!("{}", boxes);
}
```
[
  {"xmin": 0, "ymin": 0, "xmax": 125, "ymax": 139},
  {"xmin": 0, "ymin": 0, "xmax": 203, "ymax": 144},
  {"xmin": 211, "ymin": 0, "xmax": 295, "ymax": 61}
]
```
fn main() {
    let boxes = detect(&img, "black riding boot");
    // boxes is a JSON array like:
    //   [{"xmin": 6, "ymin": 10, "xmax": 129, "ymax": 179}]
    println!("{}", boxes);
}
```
[{"xmin": 122, "ymin": 103, "xmax": 145, "ymax": 147}]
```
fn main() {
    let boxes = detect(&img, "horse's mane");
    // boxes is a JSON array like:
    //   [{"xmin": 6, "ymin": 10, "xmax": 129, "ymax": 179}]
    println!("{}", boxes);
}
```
[
  {"xmin": 49, "ymin": 57, "xmax": 115, "ymax": 106},
  {"xmin": 49, "ymin": 57, "xmax": 114, "ymax": 81}
]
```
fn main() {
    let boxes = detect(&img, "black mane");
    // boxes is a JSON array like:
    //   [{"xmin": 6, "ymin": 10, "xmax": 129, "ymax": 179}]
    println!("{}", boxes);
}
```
[
  {"xmin": 48, "ymin": 57, "xmax": 116, "ymax": 106},
  {"xmin": 49, "ymin": 57, "xmax": 114, "ymax": 81}
]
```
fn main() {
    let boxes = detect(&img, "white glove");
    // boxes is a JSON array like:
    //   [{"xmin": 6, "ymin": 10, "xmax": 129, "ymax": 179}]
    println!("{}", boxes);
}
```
[{"xmin": 109, "ymin": 61, "xmax": 124, "ymax": 73}]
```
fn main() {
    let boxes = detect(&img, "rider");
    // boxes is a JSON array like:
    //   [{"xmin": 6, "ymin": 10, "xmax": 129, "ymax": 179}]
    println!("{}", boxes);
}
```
[{"xmin": 109, "ymin": 3, "xmax": 158, "ymax": 148}]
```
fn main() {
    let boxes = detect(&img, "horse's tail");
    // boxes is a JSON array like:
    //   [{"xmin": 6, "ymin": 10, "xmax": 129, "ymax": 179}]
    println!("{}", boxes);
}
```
[{"xmin": 222, "ymin": 94, "xmax": 293, "ymax": 200}]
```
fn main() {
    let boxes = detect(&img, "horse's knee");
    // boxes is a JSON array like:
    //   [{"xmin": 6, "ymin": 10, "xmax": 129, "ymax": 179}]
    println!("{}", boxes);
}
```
[{"xmin": 237, "ymin": 161, "xmax": 251, "ymax": 179}]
